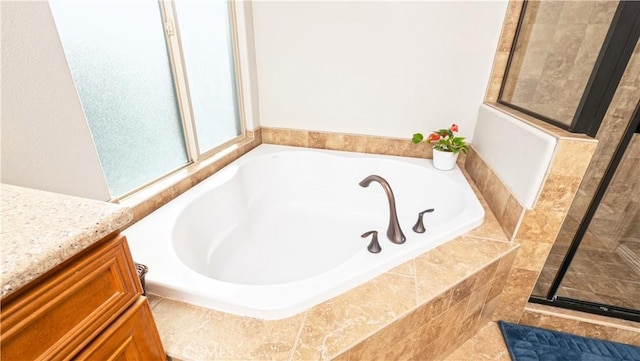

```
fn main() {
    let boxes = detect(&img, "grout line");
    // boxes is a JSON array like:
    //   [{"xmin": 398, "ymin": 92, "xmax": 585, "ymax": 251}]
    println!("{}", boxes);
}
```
[
  {"xmin": 288, "ymin": 310, "xmax": 309, "ymax": 361},
  {"xmin": 509, "ymin": 208, "xmax": 527, "ymax": 242},
  {"xmin": 412, "ymin": 259, "xmax": 419, "ymax": 306}
]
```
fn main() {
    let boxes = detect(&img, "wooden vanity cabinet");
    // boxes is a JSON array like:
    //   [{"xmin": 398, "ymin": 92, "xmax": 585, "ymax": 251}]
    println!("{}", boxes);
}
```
[{"xmin": 0, "ymin": 234, "xmax": 165, "ymax": 360}]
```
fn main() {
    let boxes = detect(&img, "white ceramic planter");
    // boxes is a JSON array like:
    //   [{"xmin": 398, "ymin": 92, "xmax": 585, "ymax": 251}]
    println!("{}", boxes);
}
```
[{"xmin": 432, "ymin": 148, "xmax": 459, "ymax": 170}]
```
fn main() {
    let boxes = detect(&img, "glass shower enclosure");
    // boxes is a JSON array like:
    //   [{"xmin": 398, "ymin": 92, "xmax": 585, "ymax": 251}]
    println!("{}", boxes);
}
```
[{"xmin": 498, "ymin": 0, "xmax": 640, "ymax": 322}]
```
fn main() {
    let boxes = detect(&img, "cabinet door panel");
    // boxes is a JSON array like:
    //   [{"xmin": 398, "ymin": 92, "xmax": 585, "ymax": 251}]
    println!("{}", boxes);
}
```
[
  {"xmin": 0, "ymin": 235, "xmax": 141, "ymax": 360},
  {"xmin": 75, "ymin": 297, "xmax": 165, "ymax": 360}
]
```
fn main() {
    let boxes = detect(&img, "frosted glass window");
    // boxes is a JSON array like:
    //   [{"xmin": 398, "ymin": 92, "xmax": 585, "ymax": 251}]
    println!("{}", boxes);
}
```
[
  {"xmin": 174, "ymin": 0, "xmax": 241, "ymax": 152},
  {"xmin": 50, "ymin": 0, "xmax": 188, "ymax": 197}
]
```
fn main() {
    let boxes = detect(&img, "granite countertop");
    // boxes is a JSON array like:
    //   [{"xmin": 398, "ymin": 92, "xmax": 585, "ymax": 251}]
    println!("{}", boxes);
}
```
[{"xmin": 0, "ymin": 184, "xmax": 133, "ymax": 299}]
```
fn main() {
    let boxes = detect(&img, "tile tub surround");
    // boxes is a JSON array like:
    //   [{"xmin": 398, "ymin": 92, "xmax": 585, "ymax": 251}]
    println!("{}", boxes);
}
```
[
  {"xmin": 465, "ymin": 133, "xmax": 597, "ymax": 324},
  {"xmin": 261, "ymin": 127, "xmax": 434, "ymax": 159},
  {"xmin": 145, "ymin": 174, "xmax": 518, "ymax": 361},
  {"xmin": 0, "ymin": 183, "xmax": 133, "ymax": 298}
]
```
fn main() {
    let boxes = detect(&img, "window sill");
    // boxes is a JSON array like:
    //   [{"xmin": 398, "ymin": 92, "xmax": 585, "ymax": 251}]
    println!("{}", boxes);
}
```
[{"xmin": 116, "ymin": 130, "xmax": 261, "ymax": 227}]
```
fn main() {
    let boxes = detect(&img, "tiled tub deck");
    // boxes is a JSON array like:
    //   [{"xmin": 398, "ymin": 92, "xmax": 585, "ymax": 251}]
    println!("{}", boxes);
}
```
[{"xmin": 145, "ymin": 170, "xmax": 518, "ymax": 361}]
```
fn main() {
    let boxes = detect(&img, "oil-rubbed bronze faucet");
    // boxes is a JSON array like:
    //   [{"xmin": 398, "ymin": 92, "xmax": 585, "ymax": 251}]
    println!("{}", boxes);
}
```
[
  {"xmin": 359, "ymin": 175, "xmax": 406, "ymax": 244},
  {"xmin": 412, "ymin": 208, "xmax": 435, "ymax": 233}
]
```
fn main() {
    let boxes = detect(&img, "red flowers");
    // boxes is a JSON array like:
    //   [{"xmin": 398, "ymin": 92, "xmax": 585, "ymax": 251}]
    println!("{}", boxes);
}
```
[
  {"xmin": 427, "ymin": 133, "xmax": 441, "ymax": 141},
  {"xmin": 411, "ymin": 123, "xmax": 468, "ymax": 154}
]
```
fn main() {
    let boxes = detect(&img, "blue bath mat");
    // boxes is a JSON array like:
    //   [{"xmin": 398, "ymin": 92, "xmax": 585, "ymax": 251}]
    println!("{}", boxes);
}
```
[{"xmin": 498, "ymin": 320, "xmax": 640, "ymax": 361}]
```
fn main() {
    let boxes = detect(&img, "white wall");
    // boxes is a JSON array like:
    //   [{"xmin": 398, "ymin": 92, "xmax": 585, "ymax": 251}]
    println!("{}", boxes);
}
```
[
  {"xmin": 1, "ymin": 1, "xmax": 509, "ymax": 201},
  {"xmin": 251, "ymin": 1, "xmax": 508, "ymax": 140},
  {"xmin": 0, "ymin": 1, "xmax": 112, "ymax": 201}
]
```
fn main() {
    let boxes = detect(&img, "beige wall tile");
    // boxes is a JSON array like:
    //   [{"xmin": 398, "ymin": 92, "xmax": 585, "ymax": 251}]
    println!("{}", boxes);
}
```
[
  {"xmin": 536, "ymin": 314, "xmax": 580, "ymax": 334},
  {"xmin": 308, "ymin": 131, "xmax": 327, "ymax": 149},
  {"xmin": 466, "ymin": 285, "xmax": 492, "ymax": 319},
  {"xmin": 492, "ymin": 267, "xmax": 539, "ymax": 322},
  {"xmin": 387, "ymin": 259, "xmax": 415, "ymax": 277},
  {"xmin": 536, "ymin": 174, "xmax": 583, "ymax": 212},
  {"xmin": 500, "ymin": 195, "xmax": 524, "ymax": 240},
  {"xmin": 451, "ymin": 274, "xmax": 479, "ymax": 305},
  {"xmin": 550, "ymin": 140, "xmax": 597, "ymax": 178},
  {"xmin": 516, "ymin": 208, "xmax": 566, "ymax": 243},
  {"xmin": 467, "ymin": 213, "xmax": 510, "ymax": 243},
  {"xmin": 342, "ymin": 134, "xmax": 368, "ymax": 153},
  {"xmin": 464, "ymin": 146, "xmax": 524, "ymax": 240},
  {"xmin": 346, "ymin": 310, "xmax": 422, "ymax": 361},
  {"xmin": 483, "ymin": 171, "xmax": 511, "ymax": 223},
  {"xmin": 321, "ymin": 133, "xmax": 344, "ymax": 151},
  {"xmin": 512, "ymin": 239, "xmax": 553, "ymax": 272},
  {"xmin": 487, "ymin": 249, "xmax": 518, "ymax": 301},
  {"xmin": 415, "ymin": 236, "xmax": 517, "ymax": 303},
  {"xmin": 474, "ymin": 260, "xmax": 500, "ymax": 291},
  {"xmin": 504, "ymin": 0, "xmax": 524, "ymax": 24},
  {"xmin": 465, "ymin": 147, "xmax": 491, "ymax": 193},
  {"xmin": 498, "ymin": 22, "xmax": 518, "ymax": 52},
  {"xmin": 519, "ymin": 310, "xmax": 542, "ymax": 327},
  {"xmin": 151, "ymin": 298, "xmax": 305, "ymax": 361},
  {"xmin": 262, "ymin": 127, "xmax": 435, "ymax": 159},
  {"xmin": 573, "ymin": 322, "xmax": 619, "ymax": 341},
  {"xmin": 330, "ymin": 351, "xmax": 350, "ymax": 361},
  {"xmin": 444, "ymin": 322, "xmax": 510, "ymax": 361},
  {"xmin": 293, "ymin": 273, "xmax": 416, "ymax": 361},
  {"xmin": 264, "ymin": 128, "xmax": 310, "ymax": 147},
  {"xmin": 421, "ymin": 288, "xmax": 453, "ymax": 322},
  {"xmin": 486, "ymin": 76, "xmax": 504, "ymax": 102},
  {"xmin": 344, "ymin": 242, "xmax": 518, "ymax": 361},
  {"xmin": 446, "ymin": 296, "xmax": 474, "ymax": 344},
  {"xmin": 611, "ymin": 329, "xmax": 640, "ymax": 347}
]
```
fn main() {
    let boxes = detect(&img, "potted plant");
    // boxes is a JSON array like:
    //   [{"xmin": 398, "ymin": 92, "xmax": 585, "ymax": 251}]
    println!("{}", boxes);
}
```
[{"xmin": 412, "ymin": 124, "xmax": 468, "ymax": 170}]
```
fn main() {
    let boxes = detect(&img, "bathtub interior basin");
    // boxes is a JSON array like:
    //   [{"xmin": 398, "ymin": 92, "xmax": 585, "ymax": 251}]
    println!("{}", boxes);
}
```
[{"xmin": 124, "ymin": 144, "xmax": 484, "ymax": 319}]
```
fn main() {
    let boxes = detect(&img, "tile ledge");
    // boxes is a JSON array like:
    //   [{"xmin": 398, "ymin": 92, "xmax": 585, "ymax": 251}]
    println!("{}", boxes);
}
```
[
  {"xmin": 524, "ymin": 303, "xmax": 640, "ymax": 332},
  {"xmin": 118, "ymin": 134, "xmax": 257, "ymax": 212},
  {"xmin": 484, "ymin": 103, "xmax": 597, "ymax": 143},
  {"xmin": 262, "ymin": 125, "xmax": 414, "ymax": 143}
]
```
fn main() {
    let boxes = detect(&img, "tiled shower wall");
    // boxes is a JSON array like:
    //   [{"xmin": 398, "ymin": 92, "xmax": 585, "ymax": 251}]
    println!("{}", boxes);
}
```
[
  {"xmin": 564, "ymin": 42, "xmax": 640, "ymax": 249},
  {"xmin": 500, "ymin": 0, "xmax": 618, "ymax": 125}
]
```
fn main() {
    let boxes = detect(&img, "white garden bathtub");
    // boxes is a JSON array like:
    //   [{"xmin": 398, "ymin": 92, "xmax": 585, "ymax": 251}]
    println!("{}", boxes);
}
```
[{"xmin": 125, "ymin": 144, "xmax": 484, "ymax": 319}]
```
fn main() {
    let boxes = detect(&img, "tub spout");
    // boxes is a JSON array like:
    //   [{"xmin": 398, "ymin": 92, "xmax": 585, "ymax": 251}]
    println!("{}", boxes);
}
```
[{"xmin": 359, "ymin": 175, "xmax": 406, "ymax": 244}]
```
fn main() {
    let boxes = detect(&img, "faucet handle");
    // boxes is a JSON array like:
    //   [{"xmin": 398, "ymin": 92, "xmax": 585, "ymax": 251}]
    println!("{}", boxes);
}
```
[
  {"xmin": 361, "ymin": 230, "xmax": 381, "ymax": 253},
  {"xmin": 412, "ymin": 208, "xmax": 435, "ymax": 233}
]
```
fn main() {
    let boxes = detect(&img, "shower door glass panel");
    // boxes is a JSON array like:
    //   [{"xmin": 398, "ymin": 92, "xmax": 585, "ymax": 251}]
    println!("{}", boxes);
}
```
[
  {"xmin": 500, "ymin": 0, "xmax": 618, "ymax": 126},
  {"xmin": 49, "ymin": 0, "xmax": 188, "ymax": 197},
  {"xmin": 174, "ymin": 0, "xmax": 242, "ymax": 153},
  {"xmin": 555, "ymin": 133, "xmax": 640, "ymax": 310}
]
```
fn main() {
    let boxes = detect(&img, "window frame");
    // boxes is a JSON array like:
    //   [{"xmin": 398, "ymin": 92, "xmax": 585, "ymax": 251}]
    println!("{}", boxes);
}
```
[
  {"xmin": 85, "ymin": 0, "xmax": 253, "ymax": 201},
  {"xmin": 159, "ymin": 0, "xmax": 246, "ymax": 164}
]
